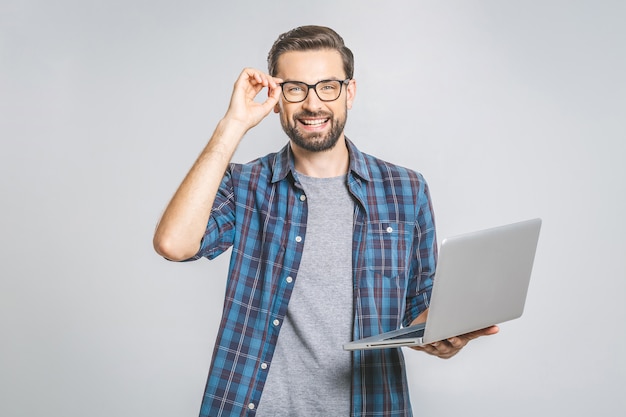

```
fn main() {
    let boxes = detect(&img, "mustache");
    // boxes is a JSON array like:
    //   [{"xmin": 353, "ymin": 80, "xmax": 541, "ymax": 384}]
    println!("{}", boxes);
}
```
[{"xmin": 293, "ymin": 110, "xmax": 333, "ymax": 119}]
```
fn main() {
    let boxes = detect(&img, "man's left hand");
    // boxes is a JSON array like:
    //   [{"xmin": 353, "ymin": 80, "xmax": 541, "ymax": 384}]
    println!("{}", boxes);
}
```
[{"xmin": 409, "ymin": 325, "xmax": 500, "ymax": 359}]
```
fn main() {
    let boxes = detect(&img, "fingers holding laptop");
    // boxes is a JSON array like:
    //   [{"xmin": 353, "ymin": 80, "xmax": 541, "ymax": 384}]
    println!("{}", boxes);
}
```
[{"xmin": 410, "ymin": 325, "xmax": 500, "ymax": 359}]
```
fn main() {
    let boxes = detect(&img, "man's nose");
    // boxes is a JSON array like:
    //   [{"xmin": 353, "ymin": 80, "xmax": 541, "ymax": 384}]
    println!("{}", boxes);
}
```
[{"xmin": 302, "ymin": 86, "xmax": 323, "ymax": 110}]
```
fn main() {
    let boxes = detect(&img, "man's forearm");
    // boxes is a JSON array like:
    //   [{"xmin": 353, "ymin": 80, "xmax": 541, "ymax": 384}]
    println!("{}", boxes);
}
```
[{"xmin": 152, "ymin": 119, "xmax": 247, "ymax": 261}]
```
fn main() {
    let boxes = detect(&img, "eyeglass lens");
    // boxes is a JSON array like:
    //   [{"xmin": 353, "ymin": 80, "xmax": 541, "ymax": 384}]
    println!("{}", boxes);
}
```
[{"xmin": 282, "ymin": 80, "xmax": 343, "ymax": 102}]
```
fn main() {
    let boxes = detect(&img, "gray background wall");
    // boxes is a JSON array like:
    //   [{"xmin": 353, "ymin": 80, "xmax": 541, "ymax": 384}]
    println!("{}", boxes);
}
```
[{"xmin": 1, "ymin": 1, "xmax": 624, "ymax": 416}]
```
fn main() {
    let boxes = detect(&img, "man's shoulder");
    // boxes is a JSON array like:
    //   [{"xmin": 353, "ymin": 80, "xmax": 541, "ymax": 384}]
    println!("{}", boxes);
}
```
[
  {"xmin": 361, "ymin": 150, "xmax": 425, "ymax": 184},
  {"xmin": 355, "ymin": 150, "xmax": 431, "ymax": 221},
  {"xmin": 347, "ymin": 138, "xmax": 425, "ymax": 185},
  {"xmin": 228, "ymin": 151, "xmax": 279, "ymax": 176}
]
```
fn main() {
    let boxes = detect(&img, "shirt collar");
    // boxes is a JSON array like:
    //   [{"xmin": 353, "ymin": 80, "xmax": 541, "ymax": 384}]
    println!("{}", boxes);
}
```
[{"xmin": 271, "ymin": 137, "xmax": 372, "ymax": 184}]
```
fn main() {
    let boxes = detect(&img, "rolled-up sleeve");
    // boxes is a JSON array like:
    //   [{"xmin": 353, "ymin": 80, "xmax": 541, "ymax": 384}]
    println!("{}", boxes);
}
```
[
  {"xmin": 403, "ymin": 177, "xmax": 437, "ymax": 327},
  {"xmin": 188, "ymin": 166, "xmax": 237, "ymax": 261}
]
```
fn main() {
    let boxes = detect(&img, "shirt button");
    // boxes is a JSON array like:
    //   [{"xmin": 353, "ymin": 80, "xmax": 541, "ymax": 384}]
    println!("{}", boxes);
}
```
[
  {"xmin": 299, "ymin": 195, "xmax": 306, "ymax": 201},
  {"xmin": 386, "ymin": 226, "xmax": 393, "ymax": 233},
  {"xmin": 295, "ymin": 236, "xmax": 302, "ymax": 243},
  {"xmin": 248, "ymin": 403, "xmax": 255, "ymax": 410},
  {"xmin": 286, "ymin": 276, "xmax": 293, "ymax": 284},
  {"xmin": 273, "ymin": 319, "xmax": 280, "ymax": 327},
  {"xmin": 261, "ymin": 363, "xmax": 268, "ymax": 370}
]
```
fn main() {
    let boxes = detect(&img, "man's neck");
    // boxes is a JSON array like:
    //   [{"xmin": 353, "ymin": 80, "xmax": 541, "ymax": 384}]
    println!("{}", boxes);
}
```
[{"xmin": 291, "ymin": 137, "xmax": 350, "ymax": 178}]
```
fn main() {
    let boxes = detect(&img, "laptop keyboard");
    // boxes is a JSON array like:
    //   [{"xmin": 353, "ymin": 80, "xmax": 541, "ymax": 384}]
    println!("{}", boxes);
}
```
[{"xmin": 386, "ymin": 328, "xmax": 425, "ymax": 340}]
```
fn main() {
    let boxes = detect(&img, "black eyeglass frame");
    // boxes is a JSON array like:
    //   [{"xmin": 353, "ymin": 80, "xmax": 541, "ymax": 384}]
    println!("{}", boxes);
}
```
[{"xmin": 278, "ymin": 78, "xmax": 351, "ymax": 103}]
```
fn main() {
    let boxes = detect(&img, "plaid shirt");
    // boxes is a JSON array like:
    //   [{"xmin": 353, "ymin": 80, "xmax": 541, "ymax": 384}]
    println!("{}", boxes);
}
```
[{"xmin": 192, "ymin": 138, "xmax": 437, "ymax": 417}]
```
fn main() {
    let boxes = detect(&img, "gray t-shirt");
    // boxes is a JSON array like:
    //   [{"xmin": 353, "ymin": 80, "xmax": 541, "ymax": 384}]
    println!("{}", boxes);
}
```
[{"xmin": 255, "ymin": 173, "xmax": 354, "ymax": 416}]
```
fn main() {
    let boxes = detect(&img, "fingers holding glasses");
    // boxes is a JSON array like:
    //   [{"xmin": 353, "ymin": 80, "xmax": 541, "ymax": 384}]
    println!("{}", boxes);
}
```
[
  {"xmin": 226, "ymin": 68, "xmax": 283, "ymax": 129},
  {"xmin": 239, "ymin": 68, "xmax": 282, "ymax": 96}
]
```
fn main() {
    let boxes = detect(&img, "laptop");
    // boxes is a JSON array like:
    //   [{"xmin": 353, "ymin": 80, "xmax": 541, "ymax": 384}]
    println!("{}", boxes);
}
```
[{"xmin": 343, "ymin": 218, "xmax": 542, "ymax": 350}]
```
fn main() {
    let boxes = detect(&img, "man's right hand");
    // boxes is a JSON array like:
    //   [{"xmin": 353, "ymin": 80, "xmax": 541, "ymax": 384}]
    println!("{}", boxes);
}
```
[{"xmin": 223, "ymin": 68, "xmax": 283, "ymax": 132}]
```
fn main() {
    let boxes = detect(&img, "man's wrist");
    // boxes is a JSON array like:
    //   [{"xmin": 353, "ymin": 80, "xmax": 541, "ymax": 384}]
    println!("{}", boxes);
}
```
[{"xmin": 217, "ymin": 116, "xmax": 250, "ymax": 138}]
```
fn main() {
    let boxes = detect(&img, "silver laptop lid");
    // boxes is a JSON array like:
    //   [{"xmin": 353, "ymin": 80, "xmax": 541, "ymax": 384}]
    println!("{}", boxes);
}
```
[{"xmin": 423, "ymin": 218, "xmax": 542, "ymax": 344}]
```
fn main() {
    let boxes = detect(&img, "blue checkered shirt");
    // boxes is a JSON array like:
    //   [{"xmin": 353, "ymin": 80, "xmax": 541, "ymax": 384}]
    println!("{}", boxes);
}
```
[{"xmin": 192, "ymin": 138, "xmax": 437, "ymax": 416}]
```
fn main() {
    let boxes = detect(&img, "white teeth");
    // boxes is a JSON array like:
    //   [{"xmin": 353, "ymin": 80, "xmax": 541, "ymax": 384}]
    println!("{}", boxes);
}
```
[{"xmin": 301, "ymin": 119, "xmax": 327, "ymax": 126}]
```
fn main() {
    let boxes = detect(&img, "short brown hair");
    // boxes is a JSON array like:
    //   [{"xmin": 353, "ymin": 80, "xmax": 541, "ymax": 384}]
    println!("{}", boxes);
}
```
[{"xmin": 267, "ymin": 25, "xmax": 354, "ymax": 79}]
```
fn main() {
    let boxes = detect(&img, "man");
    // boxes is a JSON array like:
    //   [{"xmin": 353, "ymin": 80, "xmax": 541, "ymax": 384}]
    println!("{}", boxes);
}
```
[{"xmin": 154, "ymin": 25, "xmax": 497, "ymax": 417}]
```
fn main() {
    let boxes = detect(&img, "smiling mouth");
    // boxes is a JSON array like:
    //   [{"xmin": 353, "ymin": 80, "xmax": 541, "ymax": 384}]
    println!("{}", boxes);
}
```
[{"xmin": 299, "ymin": 118, "xmax": 329, "ymax": 126}]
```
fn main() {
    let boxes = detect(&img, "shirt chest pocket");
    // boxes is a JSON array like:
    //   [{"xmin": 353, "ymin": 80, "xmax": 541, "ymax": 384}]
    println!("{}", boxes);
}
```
[{"xmin": 366, "ymin": 221, "xmax": 411, "ymax": 277}]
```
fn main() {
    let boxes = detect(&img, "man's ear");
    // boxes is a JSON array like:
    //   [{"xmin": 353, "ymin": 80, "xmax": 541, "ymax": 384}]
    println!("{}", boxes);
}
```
[
  {"xmin": 273, "ymin": 102, "xmax": 281, "ymax": 114},
  {"xmin": 346, "ymin": 79, "xmax": 357, "ymax": 110}
]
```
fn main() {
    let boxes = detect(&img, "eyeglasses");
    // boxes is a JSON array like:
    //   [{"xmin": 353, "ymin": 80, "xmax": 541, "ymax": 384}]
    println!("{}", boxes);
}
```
[{"xmin": 279, "ymin": 79, "xmax": 351, "ymax": 103}]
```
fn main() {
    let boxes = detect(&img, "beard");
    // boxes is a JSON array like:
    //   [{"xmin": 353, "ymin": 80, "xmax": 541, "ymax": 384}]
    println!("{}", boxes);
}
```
[{"xmin": 280, "ymin": 109, "xmax": 347, "ymax": 152}]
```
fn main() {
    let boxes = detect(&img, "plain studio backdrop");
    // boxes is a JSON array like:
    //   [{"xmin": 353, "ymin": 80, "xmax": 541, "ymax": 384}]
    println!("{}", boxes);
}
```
[{"xmin": 1, "ymin": 1, "xmax": 624, "ymax": 416}]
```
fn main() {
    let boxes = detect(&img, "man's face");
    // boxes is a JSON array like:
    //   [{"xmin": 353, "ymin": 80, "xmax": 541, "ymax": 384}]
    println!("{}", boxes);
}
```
[{"xmin": 274, "ymin": 49, "xmax": 356, "ymax": 153}]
